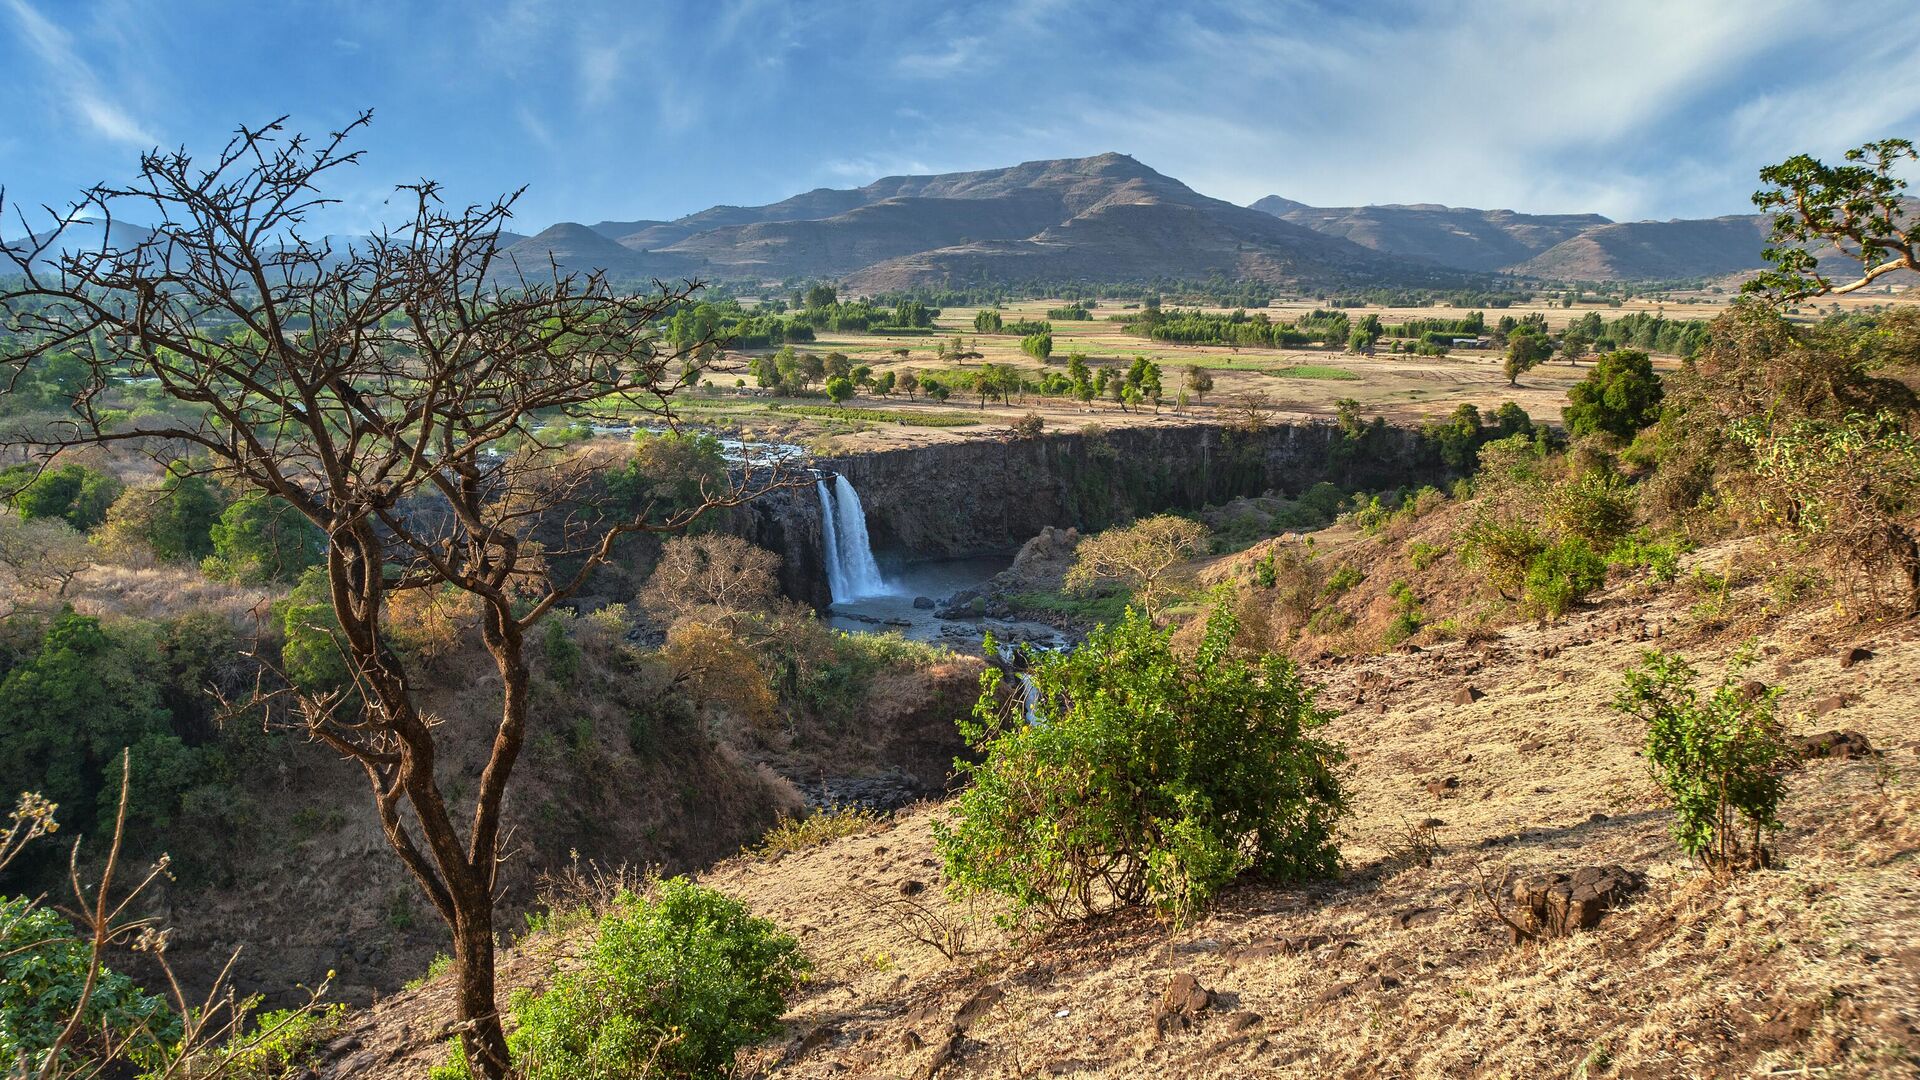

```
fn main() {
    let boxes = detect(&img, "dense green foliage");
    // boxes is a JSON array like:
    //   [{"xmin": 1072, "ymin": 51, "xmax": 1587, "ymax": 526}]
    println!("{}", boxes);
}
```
[
  {"xmin": 0, "ymin": 896, "xmax": 180, "ymax": 1071},
  {"xmin": 1612, "ymin": 649, "xmax": 1794, "ymax": 874},
  {"xmin": 1137, "ymin": 307, "xmax": 1335, "ymax": 347},
  {"xmin": 1563, "ymin": 349, "xmax": 1664, "ymax": 439},
  {"xmin": 203, "ymin": 492, "xmax": 327, "ymax": 584},
  {"xmin": 937, "ymin": 606, "xmax": 1346, "ymax": 921},
  {"xmin": 506, "ymin": 878, "xmax": 809, "ymax": 1078},
  {"xmin": 0, "ymin": 463, "xmax": 122, "ymax": 531}
]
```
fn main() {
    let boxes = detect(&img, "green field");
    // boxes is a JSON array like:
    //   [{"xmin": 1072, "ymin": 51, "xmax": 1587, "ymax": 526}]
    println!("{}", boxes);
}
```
[{"xmin": 1269, "ymin": 365, "xmax": 1361, "ymax": 381}]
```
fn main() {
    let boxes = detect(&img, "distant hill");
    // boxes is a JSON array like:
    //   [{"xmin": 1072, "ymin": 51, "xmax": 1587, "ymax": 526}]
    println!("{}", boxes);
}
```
[
  {"xmin": 500, "ymin": 154, "xmax": 1431, "ymax": 290},
  {"xmin": 25, "ymin": 158, "xmax": 1890, "ymax": 290},
  {"xmin": 1507, "ymin": 215, "xmax": 1773, "ymax": 280},
  {"xmin": 1254, "ymin": 200, "xmax": 1610, "ymax": 274},
  {"xmin": 1246, "ymin": 196, "xmax": 1872, "ymax": 283},
  {"xmin": 497, "ymin": 222, "xmax": 693, "ymax": 281}
]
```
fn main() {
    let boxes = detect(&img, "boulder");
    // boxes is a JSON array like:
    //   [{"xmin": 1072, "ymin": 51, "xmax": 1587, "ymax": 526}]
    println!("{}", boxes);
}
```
[
  {"xmin": 1838, "ymin": 646, "xmax": 1873, "ymax": 669},
  {"xmin": 1426, "ymin": 776, "xmax": 1460, "ymax": 797},
  {"xmin": 1506, "ymin": 865, "xmax": 1643, "ymax": 941},
  {"xmin": 913, "ymin": 595, "xmax": 936, "ymax": 609},
  {"xmin": 1154, "ymin": 973, "xmax": 1213, "ymax": 1039},
  {"xmin": 1811, "ymin": 694, "xmax": 1855, "ymax": 717},
  {"xmin": 1791, "ymin": 730, "xmax": 1879, "ymax": 761},
  {"xmin": 1453, "ymin": 685, "xmax": 1485, "ymax": 705}
]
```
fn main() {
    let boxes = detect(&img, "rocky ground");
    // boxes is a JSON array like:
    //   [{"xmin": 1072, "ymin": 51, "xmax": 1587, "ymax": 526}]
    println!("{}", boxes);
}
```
[{"xmin": 316, "ymin": 554, "xmax": 1920, "ymax": 1078}]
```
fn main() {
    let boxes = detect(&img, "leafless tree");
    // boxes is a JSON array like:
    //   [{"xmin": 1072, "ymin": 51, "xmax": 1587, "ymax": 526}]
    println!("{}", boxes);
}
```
[{"xmin": 0, "ymin": 113, "xmax": 791, "ymax": 1076}]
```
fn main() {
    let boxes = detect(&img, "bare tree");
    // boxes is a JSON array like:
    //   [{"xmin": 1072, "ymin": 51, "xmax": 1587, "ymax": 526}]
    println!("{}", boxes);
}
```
[
  {"xmin": 0, "ymin": 510, "xmax": 91, "ymax": 613},
  {"xmin": 0, "ymin": 114, "xmax": 789, "ymax": 1077}
]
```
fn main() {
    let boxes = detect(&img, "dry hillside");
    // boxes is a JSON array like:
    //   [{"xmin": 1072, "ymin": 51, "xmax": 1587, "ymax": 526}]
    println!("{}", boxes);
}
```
[{"xmin": 316, "ymin": 541, "xmax": 1920, "ymax": 1078}]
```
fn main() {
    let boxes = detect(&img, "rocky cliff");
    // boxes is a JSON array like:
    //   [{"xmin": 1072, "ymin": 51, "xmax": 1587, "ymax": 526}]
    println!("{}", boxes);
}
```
[
  {"xmin": 730, "ymin": 420, "xmax": 1443, "ymax": 607},
  {"xmin": 824, "ymin": 421, "xmax": 1438, "ymax": 560}
]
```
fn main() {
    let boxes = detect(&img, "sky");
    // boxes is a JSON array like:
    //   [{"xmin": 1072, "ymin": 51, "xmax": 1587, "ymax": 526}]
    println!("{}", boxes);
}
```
[{"xmin": 3, "ymin": 0, "xmax": 1918, "ymax": 237}]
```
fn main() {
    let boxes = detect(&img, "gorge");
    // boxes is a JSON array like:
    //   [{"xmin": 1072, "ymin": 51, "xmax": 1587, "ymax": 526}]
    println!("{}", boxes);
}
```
[{"xmin": 739, "ymin": 417, "xmax": 1450, "ymax": 616}]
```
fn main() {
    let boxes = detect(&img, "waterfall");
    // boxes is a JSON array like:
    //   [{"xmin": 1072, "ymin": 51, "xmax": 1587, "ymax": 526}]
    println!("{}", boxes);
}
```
[{"xmin": 816, "ymin": 474, "xmax": 888, "ymax": 602}]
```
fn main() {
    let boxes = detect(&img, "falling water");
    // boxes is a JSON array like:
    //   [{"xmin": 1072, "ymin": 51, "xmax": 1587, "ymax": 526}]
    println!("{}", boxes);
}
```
[{"xmin": 817, "ymin": 474, "xmax": 888, "ymax": 602}]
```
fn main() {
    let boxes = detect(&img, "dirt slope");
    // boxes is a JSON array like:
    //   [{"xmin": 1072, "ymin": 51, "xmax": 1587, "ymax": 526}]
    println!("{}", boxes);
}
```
[{"xmin": 318, "ymin": 559, "xmax": 1920, "ymax": 1078}]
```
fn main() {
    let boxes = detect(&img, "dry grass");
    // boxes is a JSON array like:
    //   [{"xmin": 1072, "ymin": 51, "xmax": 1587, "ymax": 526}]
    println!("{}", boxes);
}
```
[
  {"xmin": 751, "ymin": 805, "xmax": 888, "ymax": 857},
  {"xmin": 312, "ymin": 548, "xmax": 1920, "ymax": 1078},
  {"xmin": 68, "ymin": 561, "xmax": 280, "ymax": 625}
]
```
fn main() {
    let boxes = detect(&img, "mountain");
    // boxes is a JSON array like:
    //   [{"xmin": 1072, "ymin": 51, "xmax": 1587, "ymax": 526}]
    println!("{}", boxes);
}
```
[
  {"xmin": 1, "ymin": 219, "xmax": 157, "ymax": 272},
  {"xmin": 497, "ymin": 222, "xmax": 692, "ymax": 280},
  {"xmin": 1253, "ymin": 200, "xmax": 1611, "ymax": 274},
  {"xmin": 1508, "ymin": 215, "xmax": 1772, "ymax": 280},
  {"xmin": 501, "ymin": 154, "xmax": 1431, "ymax": 290}
]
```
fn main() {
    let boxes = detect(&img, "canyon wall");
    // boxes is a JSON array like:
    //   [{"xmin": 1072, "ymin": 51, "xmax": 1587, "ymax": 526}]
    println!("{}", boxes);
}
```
[{"xmin": 742, "ymin": 420, "xmax": 1445, "ymax": 605}]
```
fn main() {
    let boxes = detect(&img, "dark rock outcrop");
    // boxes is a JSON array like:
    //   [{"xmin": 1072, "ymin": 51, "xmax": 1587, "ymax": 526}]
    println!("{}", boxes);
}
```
[
  {"xmin": 1506, "ymin": 865, "xmax": 1643, "ymax": 940},
  {"xmin": 823, "ymin": 421, "xmax": 1443, "ymax": 561}
]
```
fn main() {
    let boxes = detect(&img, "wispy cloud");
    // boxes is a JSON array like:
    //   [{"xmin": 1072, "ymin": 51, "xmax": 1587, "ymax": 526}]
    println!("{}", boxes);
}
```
[{"xmin": 4, "ymin": 0, "xmax": 157, "ymax": 147}]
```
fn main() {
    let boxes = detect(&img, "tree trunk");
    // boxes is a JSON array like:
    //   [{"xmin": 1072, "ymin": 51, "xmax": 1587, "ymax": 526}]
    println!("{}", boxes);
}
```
[{"xmin": 454, "ymin": 902, "xmax": 511, "ymax": 1077}]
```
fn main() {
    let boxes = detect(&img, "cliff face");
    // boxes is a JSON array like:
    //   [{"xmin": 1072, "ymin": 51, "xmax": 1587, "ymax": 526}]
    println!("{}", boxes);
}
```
[
  {"xmin": 728, "ymin": 484, "xmax": 833, "ymax": 609},
  {"xmin": 826, "ymin": 421, "xmax": 1438, "ymax": 559},
  {"xmin": 725, "ymin": 421, "xmax": 1441, "ymax": 599}
]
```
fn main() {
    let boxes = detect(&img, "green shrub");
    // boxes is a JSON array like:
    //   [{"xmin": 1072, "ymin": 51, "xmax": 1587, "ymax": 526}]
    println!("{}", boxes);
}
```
[
  {"xmin": 1546, "ymin": 469, "xmax": 1637, "ymax": 549},
  {"xmin": 1612, "ymin": 649, "xmax": 1794, "ymax": 876},
  {"xmin": 0, "ymin": 610, "xmax": 194, "ymax": 840},
  {"xmin": 1606, "ymin": 535, "xmax": 1683, "ymax": 583},
  {"xmin": 0, "ymin": 897, "xmax": 180, "ymax": 1072},
  {"xmin": 202, "ymin": 492, "xmax": 325, "ymax": 584},
  {"xmin": 1464, "ymin": 514, "xmax": 1547, "ymax": 598},
  {"xmin": 1522, "ymin": 538, "xmax": 1608, "ymax": 619},
  {"xmin": 1382, "ymin": 580, "xmax": 1424, "ymax": 646},
  {"xmin": 541, "ymin": 617, "xmax": 582, "ymax": 684},
  {"xmin": 936, "ymin": 606, "xmax": 1346, "ymax": 922},
  {"xmin": 1563, "ymin": 349, "xmax": 1664, "ymax": 439},
  {"xmin": 222, "ymin": 1004, "xmax": 349, "ymax": 1079},
  {"xmin": 1323, "ymin": 563, "xmax": 1364, "ymax": 596},
  {"xmin": 507, "ymin": 878, "xmax": 809, "ymax": 1079},
  {"xmin": 1408, "ymin": 541, "xmax": 1448, "ymax": 570},
  {"xmin": 752, "ymin": 805, "xmax": 883, "ymax": 856},
  {"xmin": 0, "ymin": 463, "xmax": 122, "ymax": 531}
]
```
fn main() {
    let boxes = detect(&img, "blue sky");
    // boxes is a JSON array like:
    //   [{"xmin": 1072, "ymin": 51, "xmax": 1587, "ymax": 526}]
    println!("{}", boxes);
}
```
[{"xmin": 3, "ymin": 0, "xmax": 1917, "ymax": 236}]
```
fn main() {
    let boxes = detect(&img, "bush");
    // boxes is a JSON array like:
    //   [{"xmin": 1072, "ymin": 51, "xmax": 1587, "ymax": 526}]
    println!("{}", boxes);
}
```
[
  {"xmin": 1607, "ymin": 534, "xmax": 1683, "ymax": 583},
  {"xmin": 1464, "ymin": 514, "xmax": 1547, "ymax": 598},
  {"xmin": 1382, "ymin": 580, "xmax": 1424, "ymax": 645},
  {"xmin": 203, "ymin": 492, "xmax": 326, "ymax": 584},
  {"xmin": 507, "ymin": 877, "xmax": 809, "ymax": 1079},
  {"xmin": 221, "ymin": 1004, "xmax": 349, "ymax": 1078},
  {"xmin": 1545, "ymin": 469, "xmax": 1637, "ymax": 549},
  {"xmin": 0, "ymin": 897, "xmax": 180, "ymax": 1072},
  {"xmin": 1522, "ymin": 537, "xmax": 1608, "ymax": 619},
  {"xmin": 1612, "ymin": 649, "xmax": 1794, "ymax": 876},
  {"xmin": 1323, "ymin": 563, "xmax": 1364, "ymax": 596},
  {"xmin": 937, "ymin": 606, "xmax": 1346, "ymax": 922},
  {"xmin": 1563, "ymin": 349, "xmax": 1663, "ymax": 439},
  {"xmin": 0, "ymin": 463, "xmax": 122, "ymax": 531},
  {"xmin": 752, "ymin": 805, "xmax": 882, "ymax": 856}
]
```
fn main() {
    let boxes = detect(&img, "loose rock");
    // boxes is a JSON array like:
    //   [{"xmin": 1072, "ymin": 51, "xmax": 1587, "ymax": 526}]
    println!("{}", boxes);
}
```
[
  {"xmin": 1811, "ymin": 694, "xmax": 1855, "ymax": 717},
  {"xmin": 1791, "ymin": 730, "xmax": 1879, "ymax": 760},
  {"xmin": 1506, "ymin": 865, "xmax": 1644, "ymax": 941},
  {"xmin": 1154, "ymin": 973, "xmax": 1212, "ymax": 1038}
]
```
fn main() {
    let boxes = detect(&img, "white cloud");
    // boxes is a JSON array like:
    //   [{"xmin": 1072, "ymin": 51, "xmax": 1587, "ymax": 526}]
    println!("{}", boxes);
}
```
[{"xmin": 5, "ymin": 0, "xmax": 157, "ymax": 147}]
